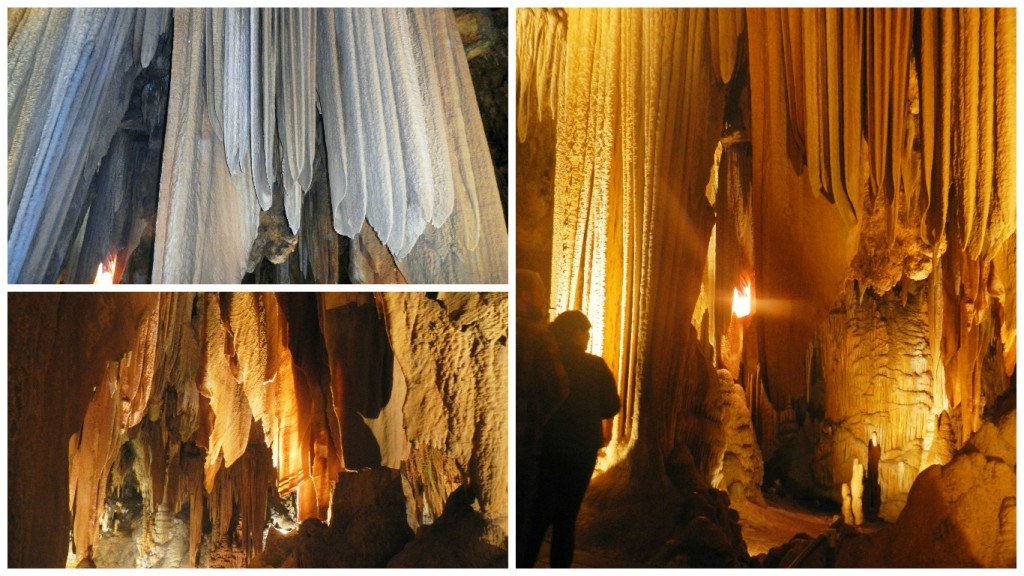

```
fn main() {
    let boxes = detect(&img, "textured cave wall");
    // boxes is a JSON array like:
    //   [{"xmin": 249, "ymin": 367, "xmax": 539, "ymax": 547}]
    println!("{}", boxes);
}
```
[
  {"xmin": 378, "ymin": 292, "xmax": 509, "ymax": 545},
  {"xmin": 809, "ymin": 279, "xmax": 949, "ymax": 520},
  {"xmin": 380, "ymin": 293, "xmax": 507, "ymax": 541},
  {"xmin": 8, "ymin": 8, "xmax": 508, "ymax": 285}
]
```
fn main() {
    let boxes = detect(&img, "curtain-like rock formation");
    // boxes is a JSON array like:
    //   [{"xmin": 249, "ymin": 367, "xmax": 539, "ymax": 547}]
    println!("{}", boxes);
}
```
[{"xmin": 8, "ymin": 8, "xmax": 508, "ymax": 284}]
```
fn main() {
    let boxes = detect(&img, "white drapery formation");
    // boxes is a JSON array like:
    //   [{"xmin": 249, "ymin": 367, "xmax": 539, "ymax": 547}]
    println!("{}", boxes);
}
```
[
  {"xmin": 8, "ymin": 9, "xmax": 148, "ymax": 283},
  {"xmin": 155, "ymin": 7, "xmax": 504, "ymax": 283},
  {"xmin": 8, "ymin": 8, "xmax": 507, "ymax": 284}
]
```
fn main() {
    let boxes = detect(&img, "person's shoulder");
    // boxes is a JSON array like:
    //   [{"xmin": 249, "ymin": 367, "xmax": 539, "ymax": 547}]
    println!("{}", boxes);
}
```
[{"xmin": 582, "ymin": 351, "xmax": 612, "ymax": 371}]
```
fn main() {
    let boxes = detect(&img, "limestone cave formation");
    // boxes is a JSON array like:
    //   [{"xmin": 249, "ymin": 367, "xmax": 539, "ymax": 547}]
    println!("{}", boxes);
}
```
[
  {"xmin": 8, "ymin": 8, "xmax": 508, "ymax": 284},
  {"xmin": 517, "ymin": 7, "xmax": 1015, "ymax": 568},
  {"xmin": 8, "ymin": 292, "xmax": 508, "ymax": 568}
]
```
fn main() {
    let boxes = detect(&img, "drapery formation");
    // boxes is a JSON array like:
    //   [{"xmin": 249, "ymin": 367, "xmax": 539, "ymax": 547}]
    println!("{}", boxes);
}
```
[
  {"xmin": 154, "ymin": 7, "xmax": 505, "ymax": 283},
  {"xmin": 8, "ymin": 8, "xmax": 507, "ymax": 284},
  {"xmin": 9, "ymin": 292, "xmax": 508, "ymax": 567},
  {"xmin": 525, "ymin": 7, "xmax": 1015, "ymax": 484},
  {"xmin": 8, "ymin": 9, "xmax": 144, "ymax": 283},
  {"xmin": 541, "ymin": 8, "xmax": 727, "ymax": 469},
  {"xmin": 515, "ymin": 8, "xmax": 566, "ymax": 141}
]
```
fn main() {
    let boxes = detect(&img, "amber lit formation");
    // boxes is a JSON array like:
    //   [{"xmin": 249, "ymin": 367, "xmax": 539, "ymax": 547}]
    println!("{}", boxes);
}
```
[
  {"xmin": 9, "ymin": 293, "xmax": 508, "ymax": 568},
  {"xmin": 518, "ymin": 7, "xmax": 1014, "ymax": 567}
]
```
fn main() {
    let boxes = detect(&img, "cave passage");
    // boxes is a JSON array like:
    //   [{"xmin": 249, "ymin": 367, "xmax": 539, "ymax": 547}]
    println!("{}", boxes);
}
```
[
  {"xmin": 517, "ymin": 7, "xmax": 1015, "ymax": 568},
  {"xmin": 8, "ymin": 292, "xmax": 509, "ymax": 568}
]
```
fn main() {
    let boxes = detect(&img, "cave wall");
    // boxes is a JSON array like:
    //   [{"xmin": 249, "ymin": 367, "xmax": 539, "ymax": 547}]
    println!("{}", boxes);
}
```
[
  {"xmin": 9, "ymin": 293, "xmax": 157, "ymax": 567},
  {"xmin": 8, "ymin": 292, "xmax": 508, "ymax": 568}
]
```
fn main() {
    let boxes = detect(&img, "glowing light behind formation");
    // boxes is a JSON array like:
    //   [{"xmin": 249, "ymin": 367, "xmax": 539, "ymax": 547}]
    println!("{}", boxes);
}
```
[
  {"xmin": 732, "ymin": 284, "xmax": 751, "ymax": 318},
  {"xmin": 93, "ymin": 257, "xmax": 116, "ymax": 284}
]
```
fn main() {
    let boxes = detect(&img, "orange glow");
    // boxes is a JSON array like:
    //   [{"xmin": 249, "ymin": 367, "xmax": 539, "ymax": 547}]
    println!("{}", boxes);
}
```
[
  {"xmin": 93, "ymin": 256, "xmax": 116, "ymax": 284},
  {"xmin": 732, "ymin": 285, "xmax": 751, "ymax": 318}
]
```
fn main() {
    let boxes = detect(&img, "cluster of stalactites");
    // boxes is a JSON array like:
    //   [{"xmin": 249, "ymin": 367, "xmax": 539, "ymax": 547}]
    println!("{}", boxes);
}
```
[
  {"xmin": 63, "ymin": 293, "xmax": 396, "ymax": 565},
  {"xmin": 515, "ymin": 8, "xmax": 566, "ymax": 141},
  {"xmin": 184, "ymin": 8, "xmax": 479, "ymax": 254}
]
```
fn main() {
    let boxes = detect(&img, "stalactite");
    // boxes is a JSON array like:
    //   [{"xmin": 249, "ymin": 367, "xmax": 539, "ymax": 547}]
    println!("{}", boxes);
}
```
[
  {"xmin": 866, "ymin": 9, "xmax": 913, "ymax": 216},
  {"xmin": 249, "ymin": 8, "xmax": 276, "ymax": 209},
  {"xmin": 516, "ymin": 8, "xmax": 567, "ymax": 141},
  {"xmin": 200, "ymin": 293, "xmax": 254, "ymax": 489},
  {"xmin": 153, "ymin": 9, "xmax": 261, "ymax": 283},
  {"xmin": 746, "ymin": 7, "xmax": 862, "ymax": 408},
  {"xmin": 277, "ymin": 8, "xmax": 317, "ymax": 232},
  {"xmin": 138, "ymin": 9, "xmax": 170, "ymax": 68},
  {"xmin": 708, "ymin": 8, "xmax": 745, "ymax": 85},
  {"xmin": 799, "ymin": 8, "xmax": 862, "ymax": 225}
]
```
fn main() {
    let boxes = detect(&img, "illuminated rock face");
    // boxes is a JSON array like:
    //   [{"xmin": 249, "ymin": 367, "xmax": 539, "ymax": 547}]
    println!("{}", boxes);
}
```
[
  {"xmin": 8, "ymin": 8, "xmax": 507, "ymax": 284},
  {"xmin": 811, "ymin": 280, "xmax": 948, "ymax": 520},
  {"xmin": 7, "ymin": 293, "xmax": 508, "ymax": 568},
  {"xmin": 835, "ymin": 409, "xmax": 1016, "ymax": 567}
]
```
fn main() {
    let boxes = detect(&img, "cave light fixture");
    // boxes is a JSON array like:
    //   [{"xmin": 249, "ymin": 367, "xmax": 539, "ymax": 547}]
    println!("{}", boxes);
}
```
[
  {"xmin": 732, "ymin": 282, "xmax": 751, "ymax": 318},
  {"xmin": 93, "ymin": 255, "xmax": 116, "ymax": 284}
]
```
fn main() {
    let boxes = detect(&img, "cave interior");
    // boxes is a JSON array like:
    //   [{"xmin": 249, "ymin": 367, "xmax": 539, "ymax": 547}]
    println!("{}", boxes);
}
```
[
  {"xmin": 517, "ymin": 7, "xmax": 1015, "ymax": 568},
  {"xmin": 8, "ymin": 292, "xmax": 509, "ymax": 568}
]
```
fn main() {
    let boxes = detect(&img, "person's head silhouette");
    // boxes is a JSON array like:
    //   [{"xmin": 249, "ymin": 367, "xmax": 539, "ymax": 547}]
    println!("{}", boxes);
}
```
[{"xmin": 549, "ymin": 310, "xmax": 591, "ymax": 352}]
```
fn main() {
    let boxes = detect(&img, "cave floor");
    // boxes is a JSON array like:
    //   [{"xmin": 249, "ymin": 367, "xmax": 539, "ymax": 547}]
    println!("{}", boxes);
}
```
[
  {"xmin": 731, "ymin": 498, "xmax": 835, "ymax": 557},
  {"xmin": 532, "ymin": 538, "xmax": 641, "ymax": 569}
]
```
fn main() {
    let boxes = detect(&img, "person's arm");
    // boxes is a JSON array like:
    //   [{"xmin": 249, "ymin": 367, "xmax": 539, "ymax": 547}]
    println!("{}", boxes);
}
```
[
  {"xmin": 594, "ymin": 357, "xmax": 620, "ymax": 419},
  {"xmin": 537, "ymin": 332, "xmax": 569, "ymax": 424}
]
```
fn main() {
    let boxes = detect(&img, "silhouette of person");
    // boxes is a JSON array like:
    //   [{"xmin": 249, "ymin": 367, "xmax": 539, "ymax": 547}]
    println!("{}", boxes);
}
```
[
  {"xmin": 516, "ymin": 270, "xmax": 569, "ymax": 568},
  {"xmin": 523, "ymin": 310, "xmax": 620, "ymax": 568}
]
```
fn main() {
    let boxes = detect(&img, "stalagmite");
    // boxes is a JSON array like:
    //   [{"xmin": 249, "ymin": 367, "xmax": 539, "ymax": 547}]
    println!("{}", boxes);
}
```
[
  {"xmin": 842, "ymin": 483, "xmax": 854, "ymax": 524},
  {"xmin": 851, "ymin": 458, "xmax": 864, "ymax": 526}
]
